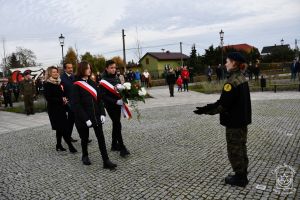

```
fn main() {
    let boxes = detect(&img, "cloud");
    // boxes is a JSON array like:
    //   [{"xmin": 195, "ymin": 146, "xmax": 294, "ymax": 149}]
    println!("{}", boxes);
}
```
[{"xmin": 0, "ymin": 0, "xmax": 299, "ymax": 66}]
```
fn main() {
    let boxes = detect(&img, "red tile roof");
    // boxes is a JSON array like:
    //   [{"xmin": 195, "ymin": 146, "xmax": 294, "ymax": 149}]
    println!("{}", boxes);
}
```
[{"xmin": 224, "ymin": 43, "xmax": 255, "ymax": 53}]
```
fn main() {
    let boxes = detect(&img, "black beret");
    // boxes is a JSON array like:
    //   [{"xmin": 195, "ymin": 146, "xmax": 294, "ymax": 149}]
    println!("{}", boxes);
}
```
[{"xmin": 227, "ymin": 52, "xmax": 246, "ymax": 63}]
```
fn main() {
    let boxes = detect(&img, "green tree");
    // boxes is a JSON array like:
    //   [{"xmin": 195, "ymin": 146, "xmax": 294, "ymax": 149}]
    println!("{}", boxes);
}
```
[
  {"xmin": 64, "ymin": 47, "xmax": 78, "ymax": 66},
  {"xmin": 15, "ymin": 47, "xmax": 37, "ymax": 67},
  {"xmin": 7, "ymin": 53, "xmax": 20, "ymax": 69},
  {"xmin": 80, "ymin": 52, "xmax": 106, "ymax": 73}
]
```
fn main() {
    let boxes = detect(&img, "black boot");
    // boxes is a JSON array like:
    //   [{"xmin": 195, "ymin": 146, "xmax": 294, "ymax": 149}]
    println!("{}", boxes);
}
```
[
  {"xmin": 120, "ymin": 147, "xmax": 130, "ymax": 157},
  {"xmin": 111, "ymin": 143, "xmax": 121, "ymax": 151},
  {"xmin": 82, "ymin": 156, "xmax": 91, "ymax": 165},
  {"xmin": 56, "ymin": 144, "xmax": 66, "ymax": 151},
  {"xmin": 225, "ymin": 174, "xmax": 249, "ymax": 187},
  {"xmin": 68, "ymin": 144, "xmax": 78, "ymax": 153},
  {"xmin": 103, "ymin": 160, "xmax": 117, "ymax": 170}
]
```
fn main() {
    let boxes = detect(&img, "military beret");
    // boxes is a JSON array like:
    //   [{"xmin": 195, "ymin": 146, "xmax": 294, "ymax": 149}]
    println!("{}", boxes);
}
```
[
  {"xmin": 23, "ymin": 71, "xmax": 31, "ymax": 76},
  {"xmin": 227, "ymin": 52, "xmax": 246, "ymax": 63}
]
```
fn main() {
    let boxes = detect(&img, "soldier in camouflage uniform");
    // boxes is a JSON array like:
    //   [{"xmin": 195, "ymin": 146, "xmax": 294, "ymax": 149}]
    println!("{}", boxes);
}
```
[
  {"xmin": 20, "ymin": 71, "xmax": 36, "ymax": 115},
  {"xmin": 194, "ymin": 52, "xmax": 251, "ymax": 187}
]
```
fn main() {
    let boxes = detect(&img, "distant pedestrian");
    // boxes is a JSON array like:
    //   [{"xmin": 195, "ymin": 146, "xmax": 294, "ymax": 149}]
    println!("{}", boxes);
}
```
[
  {"xmin": 143, "ymin": 70, "xmax": 150, "ymax": 88},
  {"xmin": 166, "ymin": 68, "xmax": 176, "ymax": 97},
  {"xmin": 207, "ymin": 66, "xmax": 212, "ymax": 82},
  {"xmin": 291, "ymin": 59, "xmax": 299, "ymax": 81},
  {"xmin": 0, "ymin": 80, "xmax": 13, "ymax": 107},
  {"xmin": 176, "ymin": 75, "xmax": 183, "ymax": 92},
  {"xmin": 135, "ymin": 70, "xmax": 141, "ymax": 85},
  {"xmin": 20, "ymin": 71, "xmax": 35, "ymax": 115},
  {"xmin": 181, "ymin": 66, "xmax": 190, "ymax": 91},
  {"xmin": 216, "ymin": 64, "xmax": 222, "ymax": 83}
]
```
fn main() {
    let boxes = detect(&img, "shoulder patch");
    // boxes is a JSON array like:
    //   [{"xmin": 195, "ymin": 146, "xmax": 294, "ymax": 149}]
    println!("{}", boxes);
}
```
[{"xmin": 223, "ymin": 84, "xmax": 232, "ymax": 92}]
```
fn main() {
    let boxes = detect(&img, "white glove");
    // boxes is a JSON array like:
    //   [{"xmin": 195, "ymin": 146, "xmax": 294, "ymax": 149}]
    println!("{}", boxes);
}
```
[
  {"xmin": 100, "ymin": 115, "xmax": 106, "ymax": 124},
  {"xmin": 86, "ymin": 120, "xmax": 92, "ymax": 127},
  {"xmin": 116, "ymin": 84, "xmax": 125, "ymax": 91},
  {"xmin": 116, "ymin": 99, "xmax": 123, "ymax": 106}
]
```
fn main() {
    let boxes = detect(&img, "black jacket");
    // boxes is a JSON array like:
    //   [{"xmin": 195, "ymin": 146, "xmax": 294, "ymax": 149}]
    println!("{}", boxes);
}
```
[
  {"xmin": 44, "ymin": 81, "xmax": 68, "ymax": 131},
  {"xmin": 70, "ymin": 78, "xmax": 106, "ymax": 128},
  {"xmin": 166, "ymin": 72, "xmax": 176, "ymax": 85},
  {"xmin": 61, "ymin": 72, "xmax": 74, "ymax": 99},
  {"xmin": 100, "ymin": 71, "xmax": 121, "ymax": 108},
  {"xmin": 206, "ymin": 69, "xmax": 252, "ymax": 128}
]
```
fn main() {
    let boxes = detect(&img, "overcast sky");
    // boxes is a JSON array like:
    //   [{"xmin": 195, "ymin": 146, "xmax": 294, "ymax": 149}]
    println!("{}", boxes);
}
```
[{"xmin": 0, "ymin": 0, "xmax": 299, "ymax": 67}]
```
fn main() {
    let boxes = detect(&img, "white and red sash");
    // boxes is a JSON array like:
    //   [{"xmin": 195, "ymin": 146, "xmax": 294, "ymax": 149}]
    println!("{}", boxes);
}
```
[
  {"xmin": 99, "ymin": 79, "xmax": 132, "ymax": 119},
  {"xmin": 74, "ymin": 81, "xmax": 97, "ymax": 100}
]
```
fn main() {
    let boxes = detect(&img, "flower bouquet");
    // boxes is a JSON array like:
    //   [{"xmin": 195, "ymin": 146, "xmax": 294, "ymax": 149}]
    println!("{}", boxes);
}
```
[{"xmin": 115, "ymin": 81, "xmax": 147, "ymax": 122}]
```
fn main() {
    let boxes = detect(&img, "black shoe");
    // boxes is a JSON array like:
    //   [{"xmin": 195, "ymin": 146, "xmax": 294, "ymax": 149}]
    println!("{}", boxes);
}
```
[
  {"xmin": 120, "ymin": 147, "xmax": 130, "ymax": 157},
  {"xmin": 56, "ymin": 145, "xmax": 66, "ymax": 151},
  {"xmin": 70, "ymin": 138, "xmax": 78, "ymax": 142},
  {"xmin": 103, "ymin": 160, "xmax": 117, "ymax": 170},
  {"xmin": 111, "ymin": 144, "xmax": 121, "ymax": 151},
  {"xmin": 82, "ymin": 156, "xmax": 91, "ymax": 165},
  {"xmin": 68, "ymin": 145, "xmax": 77, "ymax": 153},
  {"xmin": 88, "ymin": 139, "xmax": 92, "ymax": 143},
  {"xmin": 225, "ymin": 174, "xmax": 249, "ymax": 187}
]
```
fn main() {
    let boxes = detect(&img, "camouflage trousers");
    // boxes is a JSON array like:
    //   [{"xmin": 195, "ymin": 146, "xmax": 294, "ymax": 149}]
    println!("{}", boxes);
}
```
[
  {"xmin": 24, "ymin": 95, "xmax": 34, "ymax": 114},
  {"xmin": 226, "ymin": 126, "xmax": 249, "ymax": 175}
]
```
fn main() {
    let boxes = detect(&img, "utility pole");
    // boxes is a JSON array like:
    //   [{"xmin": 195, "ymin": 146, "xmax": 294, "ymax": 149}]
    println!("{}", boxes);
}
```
[
  {"xmin": 2, "ymin": 38, "xmax": 7, "ymax": 77},
  {"xmin": 180, "ymin": 42, "xmax": 183, "ymax": 67},
  {"xmin": 122, "ymin": 29, "xmax": 127, "ymax": 72}
]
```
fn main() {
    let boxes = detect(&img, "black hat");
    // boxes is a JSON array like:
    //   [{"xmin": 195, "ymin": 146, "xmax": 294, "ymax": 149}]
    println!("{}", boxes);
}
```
[
  {"xmin": 23, "ymin": 71, "xmax": 31, "ymax": 76},
  {"xmin": 227, "ymin": 52, "xmax": 246, "ymax": 63}
]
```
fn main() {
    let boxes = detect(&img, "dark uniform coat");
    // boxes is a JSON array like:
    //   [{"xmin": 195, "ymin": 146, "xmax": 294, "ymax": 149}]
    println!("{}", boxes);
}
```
[{"xmin": 70, "ymin": 78, "xmax": 106, "ymax": 129}]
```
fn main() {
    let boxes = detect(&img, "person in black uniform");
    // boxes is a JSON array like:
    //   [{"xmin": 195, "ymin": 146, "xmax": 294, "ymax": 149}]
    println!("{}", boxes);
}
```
[
  {"xmin": 100, "ymin": 60, "xmax": 130, "ymax": 158},
  {"xmin": 1, "ymin": 80, "xmax": 13, "ymax": 107},
  {"xmin": 61, "ymin": 62, "xmax": 78, "ymax": 143},
  {"xmin": 194, "ymin": 52, "xmax": 251, "ymax": 187},
  {"xmin": 71, "ymin": 61, "xmax": 117, "ymax": 169},
  {"xmin": 166, "ymin": 68, "xmax": 176, "ymax": 97},
  {"xmin": 44, "ymin": 66, "xmax": 77, "ymax": 153}
]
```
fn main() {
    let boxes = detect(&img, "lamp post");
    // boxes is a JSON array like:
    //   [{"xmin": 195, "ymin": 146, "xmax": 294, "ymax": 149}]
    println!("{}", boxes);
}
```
[
  {"xmin": 219, "ymin": 29, "xmax": 224, "ymax": 67},
  {"xmin": 58, "ymin": 33, "xmax": 65, "ymax": 64},
  {"xmin": 280, "ymin": 38, "xmax": 284, "ymax": 45}
]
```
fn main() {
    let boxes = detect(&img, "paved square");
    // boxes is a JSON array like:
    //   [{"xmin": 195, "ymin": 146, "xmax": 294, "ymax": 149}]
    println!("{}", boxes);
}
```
[{"xmin": 0, "ymin": 90, "xmax": 299, "ymax": 199}]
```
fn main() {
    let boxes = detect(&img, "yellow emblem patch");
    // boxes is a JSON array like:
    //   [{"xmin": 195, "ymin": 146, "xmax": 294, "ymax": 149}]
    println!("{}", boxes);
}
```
[{"xmin": 224, "ymin": 84, "xmax": 232, "ymax": 92}]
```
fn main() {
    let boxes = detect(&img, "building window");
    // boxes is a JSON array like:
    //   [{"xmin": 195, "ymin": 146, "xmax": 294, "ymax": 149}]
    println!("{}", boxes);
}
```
[{"xmin": 146, "ymin": 58, "xmax": 149, "ymax": 65}]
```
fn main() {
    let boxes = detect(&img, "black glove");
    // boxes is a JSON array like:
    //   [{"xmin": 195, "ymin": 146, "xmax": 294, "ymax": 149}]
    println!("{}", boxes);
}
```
[{"xmin": 193, "ymin": 106, "xmax": 207, "ymax": 115}]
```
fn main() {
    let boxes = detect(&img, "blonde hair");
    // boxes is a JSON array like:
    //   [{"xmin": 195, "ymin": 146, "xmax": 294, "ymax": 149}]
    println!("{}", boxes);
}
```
[{"xmin": 45, "ymin": 66, "xmax": 59, "ymax": 80}]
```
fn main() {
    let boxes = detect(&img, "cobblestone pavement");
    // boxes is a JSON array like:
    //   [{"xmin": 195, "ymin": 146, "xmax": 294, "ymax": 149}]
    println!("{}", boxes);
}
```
[{"xmin": 0, "ymin": 98, "xmax": 299, "ymax": 199}]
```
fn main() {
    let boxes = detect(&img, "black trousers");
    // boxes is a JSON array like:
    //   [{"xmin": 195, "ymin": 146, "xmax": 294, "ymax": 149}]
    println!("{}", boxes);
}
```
[
  {"xmin": 56, "ymin": 129, "xmax": 72, "ymax": 147},
  {"xmin": 76, "ymin": 124, "xmax": 109, "ymax": 161},
  {"xmin": 183, "ymin": 79, "xmax": 189, "ymax": 91},
  {"xmin": 66, "ymin": 110, "xmax": 75, "ymax": 138},
  {"xmin": 168, "ymin": 84, "xmax": 174, "ymax": 96},
  {"xmin": 105, "ymin": 106, "xmax": 125, "ymax": 148},
  {"xmin": 4, "ymin": 94, "xmax": 12, "ymax": 107}
]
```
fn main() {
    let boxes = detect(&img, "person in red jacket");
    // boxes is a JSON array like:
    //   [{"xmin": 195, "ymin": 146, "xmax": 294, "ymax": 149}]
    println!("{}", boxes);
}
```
[
  {"xmin": 181, "ymin": 66, "xmax": 190, "ymax": 92},
  {"xmin": 176, "ymin": 75, "xmax": 183, "ymax": 92}
]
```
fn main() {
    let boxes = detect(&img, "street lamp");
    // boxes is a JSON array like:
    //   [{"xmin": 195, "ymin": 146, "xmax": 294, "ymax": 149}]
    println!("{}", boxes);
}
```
[
  {"xmin": 219, "ymin": 29, "xmax": 224, "ymax": 67},
  {"xmin": 58, "ymin": 33, "xmax": 65, "ymax": 64},
  {"xmin": 280, "ymin": 38, "xmax": 284, "ymax": 46}
]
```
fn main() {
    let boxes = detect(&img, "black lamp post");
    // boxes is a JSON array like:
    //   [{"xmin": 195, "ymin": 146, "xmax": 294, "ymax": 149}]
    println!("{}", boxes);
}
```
[
  {"xmin": 58, "ymin": 33, "xmax": 65, "ymax": 64},
  {"xmin": 219, "ymin": 29, "xmax": 224, "ymax": 67},
  {"xmin": 280, "ymin": 38, "xmax": 284, "ymax": 46}
]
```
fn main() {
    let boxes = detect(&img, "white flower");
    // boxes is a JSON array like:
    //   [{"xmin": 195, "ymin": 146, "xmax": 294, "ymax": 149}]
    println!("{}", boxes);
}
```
[
  {"xmin": 116, "ymin": 84, "xmax": 125, "ymax": 91},
  {"xmin": 138, "ymin": 87, "xmax": 147, "ymax": 96},
  {"xmin": 123, "ymin": 82, "xmax": 131, "ymax": 90}
]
